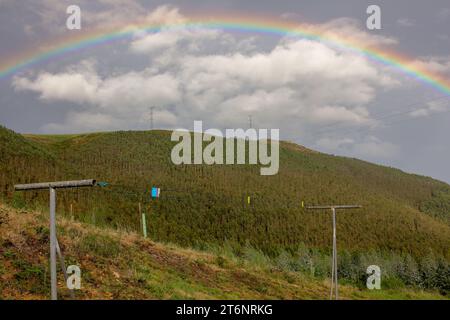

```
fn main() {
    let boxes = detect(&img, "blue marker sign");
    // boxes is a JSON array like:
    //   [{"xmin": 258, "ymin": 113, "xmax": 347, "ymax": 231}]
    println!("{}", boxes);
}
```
[
  {"xmin": 97, "ymin": 181, "xmax": 109, "ymax": 187},
  {"xmin": 151, "ymin": 187, "xmax": 160, "ymax": 199}
]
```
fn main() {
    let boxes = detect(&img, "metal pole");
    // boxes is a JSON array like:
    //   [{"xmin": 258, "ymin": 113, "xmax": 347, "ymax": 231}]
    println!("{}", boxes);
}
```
[
  {"xmin": 332, "ymin": 207, "xmax": 338, "ymax": 300},
  {"xmin": 305, "ymin": 204, "xmax": 361, "ymax": 300},
  {"xmin": 15, "ymin": 179, "xmax": 96, "ymax": 191},
  {"xmin": 49, "ymin": 187, "xmax": 57, "ymax": 300},
  {"xmin": 330, "ymin": 232, "xmax": 334, "ymax": 300},
  {"xmin": 14, "ymin": 179, "xmax": 98, "ymax": 300}
]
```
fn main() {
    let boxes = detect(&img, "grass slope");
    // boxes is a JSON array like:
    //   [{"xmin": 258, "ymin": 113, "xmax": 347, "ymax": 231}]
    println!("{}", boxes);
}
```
[
  {"xmin": 1, "ymin": 127, "xmax": 448, "ymax": 259},
  {"xmin": 0, "ymin": 203, "xmax": 445, "ymax": 300}
]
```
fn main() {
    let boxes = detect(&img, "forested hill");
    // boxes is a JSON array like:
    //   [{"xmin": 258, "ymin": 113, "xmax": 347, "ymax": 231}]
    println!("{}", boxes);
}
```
[{"xmin": 1, "ymin": 125, "xmax": 450, "ymax": 261}]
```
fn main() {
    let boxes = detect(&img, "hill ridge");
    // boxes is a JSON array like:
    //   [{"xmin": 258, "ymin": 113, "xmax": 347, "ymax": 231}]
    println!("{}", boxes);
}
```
[{"xmin": 1, "ymin": 126, "xmax": 449, "ymax": 258}]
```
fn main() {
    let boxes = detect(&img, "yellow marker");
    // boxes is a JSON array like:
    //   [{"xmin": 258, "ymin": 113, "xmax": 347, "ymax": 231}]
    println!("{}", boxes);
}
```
[
  {"xmin": 247, "ymin": 196, "xmax": 251, "ymax": 205},
  {"xmin": 301, "ymin": 201, "xmax": 304, "ymax": 208}
]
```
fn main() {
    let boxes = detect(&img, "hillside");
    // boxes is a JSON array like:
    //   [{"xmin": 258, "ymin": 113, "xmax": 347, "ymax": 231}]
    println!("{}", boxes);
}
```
[
  {"xmin": 0, "ymin": 125, "xmax": 449, "ymax": 294},
  {"xmin": 0, "ymin": 203, "xmax": 445, "ymax": 300}
]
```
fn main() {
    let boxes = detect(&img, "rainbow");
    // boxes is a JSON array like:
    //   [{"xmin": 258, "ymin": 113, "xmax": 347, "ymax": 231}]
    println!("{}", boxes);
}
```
[{"xmin": 1, "ymin": 15, "xmax": 450, "ymax": 96}]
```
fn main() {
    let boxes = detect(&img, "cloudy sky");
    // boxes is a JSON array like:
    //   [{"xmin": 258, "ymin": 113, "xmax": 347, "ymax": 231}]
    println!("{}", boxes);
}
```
[{"xmin": 1, "ymin": 0, "xmax": 450, "ymax": 182}]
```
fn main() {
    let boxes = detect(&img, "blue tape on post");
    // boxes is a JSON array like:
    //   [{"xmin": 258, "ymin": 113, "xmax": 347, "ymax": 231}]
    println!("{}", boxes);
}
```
[
  {"xmin": 97, "ymin": 182, "xmax": 109, "ymax": 187},
  {"xmin": 151, "ymin": 187, "xmax": 160, "ymax": 199}
]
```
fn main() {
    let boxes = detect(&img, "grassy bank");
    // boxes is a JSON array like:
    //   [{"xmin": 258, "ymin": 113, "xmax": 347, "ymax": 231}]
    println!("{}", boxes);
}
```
[{"xmin": 0, "ymin": 203, "xmax": 446, "ymax": 300}]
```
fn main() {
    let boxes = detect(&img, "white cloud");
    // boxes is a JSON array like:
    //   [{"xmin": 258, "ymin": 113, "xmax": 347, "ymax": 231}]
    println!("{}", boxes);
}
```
[
  {"xmin": 141, "ymin": 4, "xmax": 186, "ymax": 25},
  {"xmin": 13, "ymin": 71, "xmax": 99, "ymax": 104},
  {"xmin": 130, "ymin": 27, "xmax": 222, "ymax": 54},
  {"xmin": 180, "ymin": 38, "xmax": 394, "ymax": 93},
  {"xmin": 14, "ymin": 36, "xmax": 396, "ymax": 133},
  {"xmin": 130, "ymin": 31, "xmax": 180, "ymax": 53},
  {"xmin": 14, "ymin": 64, "xmax": 181, "ymax": 111},
  {"xmin": 13, "ymin": 6, "xmax": 400, "ymax": 141}
]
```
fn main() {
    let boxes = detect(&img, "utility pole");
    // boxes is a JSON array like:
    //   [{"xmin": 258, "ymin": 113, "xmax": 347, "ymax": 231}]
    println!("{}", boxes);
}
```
[
  {"xmin": 305, "ymin": 205, "xmax": 362, "ymax": 300},
  {"xmin": 248, "ymin": 115, "xmax": 253, "ymax": 129},
  {"xmin": 14, "ymin": 179, "xmax": 97, "ymax": 300}
]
